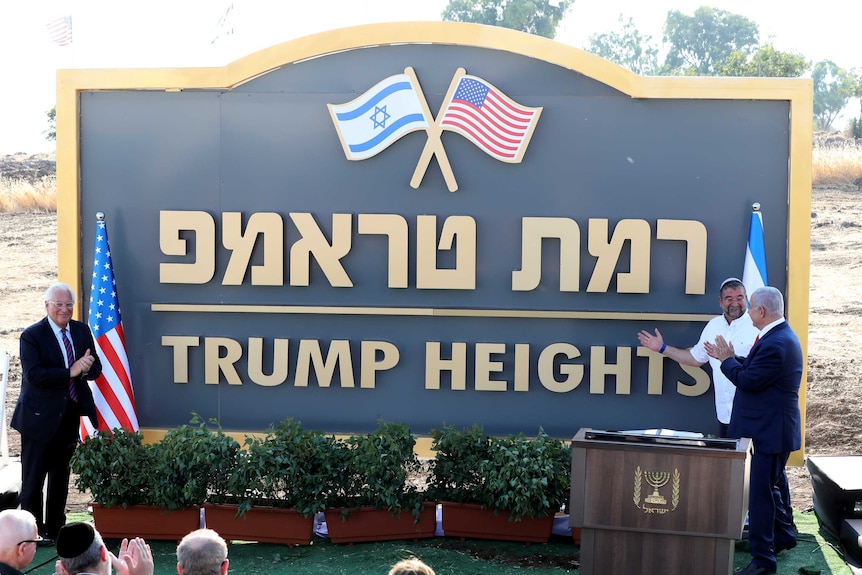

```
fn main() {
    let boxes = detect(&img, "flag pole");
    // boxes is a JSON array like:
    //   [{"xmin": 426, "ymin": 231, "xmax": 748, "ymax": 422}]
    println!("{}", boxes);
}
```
[
  {"xmin": 409, "ymin": 67, "xmax": 463, "ymax": 193},
  {"xmin": 82, "ymin": 211, "xmax": 140, "ymax": 439},
  {"xmin": 742, "ymin": 202, "xmax": 768, "ymax": 296}
]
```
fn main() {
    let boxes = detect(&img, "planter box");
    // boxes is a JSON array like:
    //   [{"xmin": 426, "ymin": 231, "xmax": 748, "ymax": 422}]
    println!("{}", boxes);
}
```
[
  {"xmin": 324, "ymin": 502, "xmax": 437, "ymax": 544},
  {"xmin": 203, "ymin": 504, "xmax": 314, "ymax": 546},
  {"xmin": 441, "ymin": 502, "xmax": 555, "ymax": 544},
  {"xmin": 92, "ymin": 503, "xmax": 201, "ymax": 541}
]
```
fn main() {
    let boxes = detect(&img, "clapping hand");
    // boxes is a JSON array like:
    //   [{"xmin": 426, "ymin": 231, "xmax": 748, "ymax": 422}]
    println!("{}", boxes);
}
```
[
  {"xmin": 110, "ymin": 537, "xmax": 154, "ymax": 575},
  {"xmin": 71, "ymin": 349, "xmax": 95, "ymax": 377},
  {"xmin": 704, "ymin": 335, "xmax": 735, "ymax": 361}
]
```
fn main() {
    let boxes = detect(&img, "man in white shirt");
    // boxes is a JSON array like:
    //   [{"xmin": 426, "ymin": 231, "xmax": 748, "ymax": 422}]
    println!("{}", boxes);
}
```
[{"xmin": 637, "ymin": 277, "xmax": 759, "ymax": 437}]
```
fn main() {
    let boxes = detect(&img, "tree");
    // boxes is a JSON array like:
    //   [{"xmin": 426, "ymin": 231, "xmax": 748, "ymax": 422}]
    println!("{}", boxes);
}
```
[
  {"xmin": 718, "ymin": 44, "xmax": 808, "ymax": 78},
  {"xmin": 441, "ymin": 0, "xmax": 573, "ymax": 39},
  {"xmin": 812, "ymin": 60, "xmax": 857, "ymax": 130},
  {"xmin": 662, "ymin": 7, "xmax": 759, "ymax": 76},
  {"xmin": 851, "ymin": 67, "xmax": 862, "ymax": 124},
  {"xmin": 45, "ymin": 106, "xmax": 56, "ymax": 141},
  {"xmin": 586, "ymin": 16, "xmax": 659, "ymax": 76}
]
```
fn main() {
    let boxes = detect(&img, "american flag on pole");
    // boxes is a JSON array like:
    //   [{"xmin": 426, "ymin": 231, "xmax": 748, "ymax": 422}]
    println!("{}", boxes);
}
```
[
  {"xmin": 83, "ymin": 215, "xmax": 139, "ymax": 438},
  {"xmin": 440, "ymin": 75, "xmax": 541, "ymax": 163},
  {"xmin": 46, "ymin": 16, "xmax": 73, "ymax": 47}
]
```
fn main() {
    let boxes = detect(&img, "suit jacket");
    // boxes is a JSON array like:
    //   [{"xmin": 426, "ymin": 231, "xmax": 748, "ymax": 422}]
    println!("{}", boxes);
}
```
[
  {"xmin": 0, "ymin": 561, "xmax": 25, "ymax": 575},
  {"xmin": 12, "ymin": 317, "xmax": 102, "ymax": 442},
  {"xmin": 720, "ymin": 321, "xmax": 802, "ymax": 454}
]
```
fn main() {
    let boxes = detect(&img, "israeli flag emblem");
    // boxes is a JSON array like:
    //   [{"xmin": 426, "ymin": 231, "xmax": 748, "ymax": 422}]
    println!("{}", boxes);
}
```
[{"xmin": 328, "ymin": 73, "xmax": 429, "ymax": 160}]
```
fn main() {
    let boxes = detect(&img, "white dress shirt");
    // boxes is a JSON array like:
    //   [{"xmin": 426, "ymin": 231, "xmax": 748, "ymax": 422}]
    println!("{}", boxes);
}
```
[
  {"xmin": 689, "ymin": 312, "xmax": 760, "ymax": 424},
  {"xmin": 47, "ymin": 316, "xmax": 74, "ymax": 368}
]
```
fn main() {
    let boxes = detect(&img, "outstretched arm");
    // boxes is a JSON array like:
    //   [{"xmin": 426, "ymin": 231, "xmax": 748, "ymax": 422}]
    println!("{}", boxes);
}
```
[{"xmin": 637, "ymin": 328, "xmax": 703, "ymax": 367}]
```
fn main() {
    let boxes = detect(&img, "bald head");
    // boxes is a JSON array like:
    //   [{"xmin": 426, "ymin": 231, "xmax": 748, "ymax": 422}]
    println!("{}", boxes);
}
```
[
  {"xmin": 177, "ymin": 529, "xmax": 228, "ymax": 575},
  {"xmin": 0, "ymin": 509, "xmax": 39, "ymax": 570}
]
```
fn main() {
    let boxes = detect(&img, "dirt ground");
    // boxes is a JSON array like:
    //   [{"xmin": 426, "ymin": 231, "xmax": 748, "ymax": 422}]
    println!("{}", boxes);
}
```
[{"xmin": 2, "ymin": 185, "xmax": 862, "ymax": 514}]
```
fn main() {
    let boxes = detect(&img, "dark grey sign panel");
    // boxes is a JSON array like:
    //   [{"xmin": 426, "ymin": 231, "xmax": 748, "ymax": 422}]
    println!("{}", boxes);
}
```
[{"xmin": 78, "ymin": 43, "xmax": 791, "ymax": 438}]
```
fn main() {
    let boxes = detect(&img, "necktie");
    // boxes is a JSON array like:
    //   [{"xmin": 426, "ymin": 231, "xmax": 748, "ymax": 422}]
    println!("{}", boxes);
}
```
[
  {"xmin": 61, "ymin": 328, "xmax": 78, "ymax": 402},
  {"xmin": 753, "ymin": 335, "xmax": 760, "ymax": 346}
]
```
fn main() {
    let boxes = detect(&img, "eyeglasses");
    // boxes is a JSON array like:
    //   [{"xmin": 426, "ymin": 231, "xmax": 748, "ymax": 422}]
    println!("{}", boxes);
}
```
[
  {"xmin": 18, "ymin": 535, "xmax": 44, "ymax": 545},
  {"xmin": 48, "ymin": 301, "xmax": 75, "ymax": 309}
]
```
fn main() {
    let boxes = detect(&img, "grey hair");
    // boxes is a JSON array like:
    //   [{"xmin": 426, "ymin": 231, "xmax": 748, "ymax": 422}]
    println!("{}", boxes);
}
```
[
  {"xmin": 751, "ymin": 286, "xmax": 784, "ymax": 317},
  {"xmin": 388, "ymin": 558, "xmax": 436, "ymax": 575},
  {"xmin": 177, "ymin": 529, "xmax": 228, "ymax": 575},
  {"xmin": 58, "ymin": 530, "xmax": 104, "ymax": 575},
  {"xmin": 0, "ymin": 509, "xmax": 38, "ymax": 550},
  {"xmin": 44, "ymin": 281, "xmax": 76, "ymax": 303}
]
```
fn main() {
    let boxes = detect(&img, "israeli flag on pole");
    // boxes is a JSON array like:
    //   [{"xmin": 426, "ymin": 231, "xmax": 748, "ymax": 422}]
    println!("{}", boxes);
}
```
[
  {"xmin": 743, "ymin": 205, "xmax": 768, "ymax": 295},
  {"xmin": 328, "ymin": 73, "xmax": 429, "ymax": 161}
]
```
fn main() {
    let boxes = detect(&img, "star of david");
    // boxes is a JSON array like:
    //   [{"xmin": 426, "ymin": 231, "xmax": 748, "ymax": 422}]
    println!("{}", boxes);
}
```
[{"xmin": 370, "ymin": 105, "xmax": 390, "ymax": 129}]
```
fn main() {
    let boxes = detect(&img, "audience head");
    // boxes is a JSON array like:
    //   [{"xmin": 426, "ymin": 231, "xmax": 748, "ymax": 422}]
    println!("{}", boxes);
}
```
[
  {"xmin": 176, "ymin": 529, "xmax": 229, "ymax": 575},
  {"xmin": 388, "ymin": 557, "xmax": 436, "ymax": 575},
  {"xmin": 55, "ymin": 522, "xmax": 109, "ymax": 575},
  {"xmin": 0, "ymin": 509, "xmax": 40, "ymax": 571}
]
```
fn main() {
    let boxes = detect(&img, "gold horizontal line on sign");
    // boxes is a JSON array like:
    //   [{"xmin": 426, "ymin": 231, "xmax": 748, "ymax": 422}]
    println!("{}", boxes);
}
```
[
  {"xmin": 150, "ymin": 303, "xmax": 714, "ymax": 322},
  {"xmin": 151, "ymin": 304, "xmax": 433, "ymax": 316}
]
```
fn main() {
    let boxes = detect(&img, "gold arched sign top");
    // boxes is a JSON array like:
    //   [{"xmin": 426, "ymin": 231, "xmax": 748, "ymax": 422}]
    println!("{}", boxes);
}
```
[
  {"xmin": 57, "ymin": 20, "xmax": 813, "ymax": 99},
  {"xmin": 225, "ymin": 21, "xmax": 640, "ymax": 93}
]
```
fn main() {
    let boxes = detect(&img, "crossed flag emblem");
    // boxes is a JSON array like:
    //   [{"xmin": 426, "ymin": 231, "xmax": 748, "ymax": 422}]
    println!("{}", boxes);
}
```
[{"xmin": 328, "ymin": 67, "xmax": 543, "ymax": 192}]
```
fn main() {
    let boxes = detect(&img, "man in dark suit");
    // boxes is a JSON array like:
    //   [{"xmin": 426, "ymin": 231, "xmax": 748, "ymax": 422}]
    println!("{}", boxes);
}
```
[
  {"xmin": 11, "ymin": 282, "xmax": 101, "ymax": 544},
  {"xmin": 705, "ymin": 286, "xmax": 802, "ymax": 575}
]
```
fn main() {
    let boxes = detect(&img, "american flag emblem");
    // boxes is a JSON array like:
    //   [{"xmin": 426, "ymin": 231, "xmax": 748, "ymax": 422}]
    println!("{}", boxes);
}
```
[{"xmin": 440, "ymin": 75, "xmax": 541, "ymax": 163}]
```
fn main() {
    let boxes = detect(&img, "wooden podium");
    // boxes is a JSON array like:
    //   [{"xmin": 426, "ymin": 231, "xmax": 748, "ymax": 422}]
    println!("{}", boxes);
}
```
[{"xmin": 570, "ymin": 428, "xmax": 751, "ymax": 575}]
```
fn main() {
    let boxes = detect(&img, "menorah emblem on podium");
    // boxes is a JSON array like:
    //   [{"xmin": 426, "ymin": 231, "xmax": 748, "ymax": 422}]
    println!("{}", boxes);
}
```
[
  {"xmin": 643, "ymin": 471, "xmax": 670, "ymax": 505},
  {"xmin": 633, "ymin": 466, "xmax": 681, "ymax": 512}
]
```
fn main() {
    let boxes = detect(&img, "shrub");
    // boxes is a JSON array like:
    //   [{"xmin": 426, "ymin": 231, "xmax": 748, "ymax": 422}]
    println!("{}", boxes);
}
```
[
  {"xmin": 150, "ymin": 414, "xmax": 240, "ymax": 510},
  {"xmin": 426, "ymin": 424, "xmax": 491, "ymax": 503},
  {"xmin": 477, "ymin": 431, "xmax": 572, "ymax": 521},
  {"xmin": 71, "ymin": 429, "xmax": 154, "ymax": 508},
  {"xmin": 428, "ymin": 425, "xmax": 572, "ymax": 522},
  {"xmin": 332, "ymin": 420, "xmax": 425, "ymax": 521},
  {"xmin": 227, "ymin": 418, "xmax": 342, "ymax": 518}
]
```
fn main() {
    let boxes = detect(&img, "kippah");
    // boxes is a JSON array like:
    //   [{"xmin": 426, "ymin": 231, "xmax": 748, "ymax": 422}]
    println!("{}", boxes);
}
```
[
  {"xmin": 56, "ymin": 522, "xmax": 96, "ymax": 558},
  {"xmin": 720, "ymin": 277, "xmax": 743, "ymax": 290}
]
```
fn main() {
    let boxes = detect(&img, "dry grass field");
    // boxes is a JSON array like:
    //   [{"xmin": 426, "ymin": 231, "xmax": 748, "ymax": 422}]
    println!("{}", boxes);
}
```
[{"xmin": 2, "ymin": 141, "xmax": 862, "ymax": 513}]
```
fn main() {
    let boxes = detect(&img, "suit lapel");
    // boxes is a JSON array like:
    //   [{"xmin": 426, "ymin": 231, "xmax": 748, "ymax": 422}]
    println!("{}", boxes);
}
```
[
  {"xmin": 743, "ymin": 322, "xmax": 787, "ymax": 367},
  {"xmin": 67, "ymin": 320, "xmax": 91, "ymax": 360},
  {"xmin": 38, "ymin": 317, "xmax": 69, "ymax": 366},
  {"xmin": 68, "ymin": 320, "xmax": 81, "ymax": 359}
]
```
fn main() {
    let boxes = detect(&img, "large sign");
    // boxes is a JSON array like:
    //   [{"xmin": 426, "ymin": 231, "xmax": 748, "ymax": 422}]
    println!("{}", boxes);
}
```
[{"xmin": 56, "ymin": 22, "xmax": 812, "ymax": 447}]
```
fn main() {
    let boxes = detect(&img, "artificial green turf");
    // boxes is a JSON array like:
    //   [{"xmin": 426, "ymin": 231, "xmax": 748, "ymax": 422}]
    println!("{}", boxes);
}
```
[{"xmin": 27, "ymin": 509, "xmax": 853, "ymax": 574}]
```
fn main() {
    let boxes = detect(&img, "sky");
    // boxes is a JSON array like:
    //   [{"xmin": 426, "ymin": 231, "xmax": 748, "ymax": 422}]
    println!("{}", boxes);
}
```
[{"xmin": 0, "ymin": 0, "xmax": 859, "ymax": 155}]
